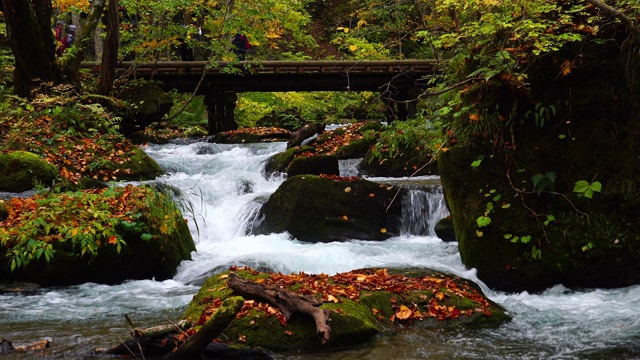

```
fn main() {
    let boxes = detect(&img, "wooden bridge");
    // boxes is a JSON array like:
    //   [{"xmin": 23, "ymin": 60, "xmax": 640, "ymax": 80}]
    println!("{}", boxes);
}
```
[{"xmin": 82, "ymin": 60, "xmax": 443, "ymax": 133}]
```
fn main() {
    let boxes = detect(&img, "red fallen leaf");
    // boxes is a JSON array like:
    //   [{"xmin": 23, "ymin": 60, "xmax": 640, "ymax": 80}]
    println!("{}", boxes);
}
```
[
  {"xmin": 284, "ymin": 330, "xmax": 293, "ymax": 336},
  {"xmin": 482, "ymin": 306, "xmax": 493, "ymax": 317}
]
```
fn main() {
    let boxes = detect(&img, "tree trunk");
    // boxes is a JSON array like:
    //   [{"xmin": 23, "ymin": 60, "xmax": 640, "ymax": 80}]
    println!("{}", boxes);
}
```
[
  {"xmin": 1, "ymin": 0, "xmax": 60, "ymax": 98},
  {"xmin": 97, "ymin": 0, "xmax": 120, "ymax": 95}
]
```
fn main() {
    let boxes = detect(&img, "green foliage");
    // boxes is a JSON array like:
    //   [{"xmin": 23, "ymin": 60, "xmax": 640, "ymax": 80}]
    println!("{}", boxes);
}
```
[
  {"xmin": 369, "ymin": 115, "xmax": 442, "ymax": 162},
  {"xmin": 531, "ymin": 172, "xmax": 556, "ymax": 194},
  {"xmin": 0, "ymin": 185, "xmax": 181, "ymax": 272},
  {"xmin": 573, "ymin": 179, "xmax": 602, "ymax": 199},
  {"xmin": 118, "ymin": 0, "xmax": 317, "ymax": 62}
]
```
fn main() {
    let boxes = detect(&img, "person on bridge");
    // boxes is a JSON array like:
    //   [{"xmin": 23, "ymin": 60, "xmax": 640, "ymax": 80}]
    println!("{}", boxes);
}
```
[{"xmin": 232, "ymin": 32, "xmax": 250, "ymax": 60}]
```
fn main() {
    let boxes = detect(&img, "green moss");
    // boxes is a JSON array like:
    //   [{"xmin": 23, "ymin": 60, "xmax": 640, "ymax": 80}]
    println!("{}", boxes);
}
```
[
  {"xmin": 181, "ymin": 269, "xmax": 509, "ymax": 353},
  {"xmin": 0, "ymin": 201, "xmax": 7, "ymax": 221},
  {"xmin": 0, "ymin": 151, "xmax": 58, "ymax": 192},
  {"xmin": 264, "ymin": 146, "xmax": 314, "ymax": 175},
  {"xmin": 118, "ymin": 147, "xmax": 164, "ymax": 181},
  {"xmin": 287, "ymin": 154, "xmax": 339, "ymax": 176},
  {"xmin": 256, "ymin": 175, "xmax": 406, "ymax": 242}
]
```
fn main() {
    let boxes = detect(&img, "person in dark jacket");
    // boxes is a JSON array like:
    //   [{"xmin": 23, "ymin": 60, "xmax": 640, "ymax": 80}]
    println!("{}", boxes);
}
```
[{"xmin": 231, "ymin": 32, "xmax": 250, "ymax": 60}]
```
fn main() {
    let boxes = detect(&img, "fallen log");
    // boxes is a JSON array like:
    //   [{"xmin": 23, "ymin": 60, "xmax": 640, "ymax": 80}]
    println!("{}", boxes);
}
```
[
  {"xmin": 164, "ymin": 296, "xmax": 244, "ymax": 359},
  {"xmin": 0, "ymin": 338, "xmax": 51, "ymax": 354},
  {"xmin": 287, "ymin": 122, "xmax": 325, "ymax": 149},
  {"xmin": 227, "ymin": 272, "xmax": 332, "ymax": 344}
]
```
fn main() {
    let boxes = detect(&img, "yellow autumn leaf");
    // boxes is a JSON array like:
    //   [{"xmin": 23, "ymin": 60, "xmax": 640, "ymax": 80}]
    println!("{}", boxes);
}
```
[
  {"xmin": 349, "ymin": 45, "xmax": 358, "ymax": 51},
  {"xmin": 469, "ymin": 113, "xmax": 481, "ymax": 122},
  {"xmin": 342, "ymin": 215, "xmax": 349, "ymax": 221},
  {"xmin": 560, "ymin": 60, "xmax": 573, "ymax": 77},
  {"xmin": 159, "ymin": 223, "xmax": 169, "ymax": 235},
  {"xmin": 476, "ymin": 230, "xmax": 484, "ymax": 237},
  {"xmin": 436, "ymin": 292, "xmax": 445, "ymax": 301},
  {"xmin": 326, "ymin": 295, "xmax": 339, "ymax": 303},
  {"xmin": 380, "ymin": 228, "xmax": 387, "ymax": 234},
  {"xmin": 395, "ymin": 305, "xmax": 412, "ymax": 320},
  {"xmin": 344, "ymin": 187, "xmax": 352, "ymax": 193},
  {"xmin": 357, "ymin": 19, "xmax": 368, "ymax": 28}
]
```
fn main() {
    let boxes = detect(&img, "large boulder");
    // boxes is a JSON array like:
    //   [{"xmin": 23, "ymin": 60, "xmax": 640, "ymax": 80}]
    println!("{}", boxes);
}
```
[
  {"xmin": 0, "ymin": 186, "xmax": 195, "ymax": 286},
  {"xmin": 263, "ymin": 146, "xmax": 313, "ymax": 176},
  {"xmin": 118, "ymin": 83, "xmax": 174, "ymax": 136},
  {"xmin": 438, "ymin": 29, "xmax": 640, "ymax": 292},
  {"xmin": 0, "ymin": 151, "xmax": 58, "ymax": 192},
  {"xmin": 180, "ymin": 267, "xmax": 510, "ymax": 353},
  {"xmin": 252, "ymin": 175, "xmax": 407, "ymax": 242},
  {"xmin": 286, "ymin": 154, "xmax": 339, "ymax": 177}
]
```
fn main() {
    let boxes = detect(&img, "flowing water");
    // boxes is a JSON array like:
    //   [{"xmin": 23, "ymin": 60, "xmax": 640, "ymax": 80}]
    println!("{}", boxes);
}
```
[{"xmin": 1, "ymin": 140, "xmax": 640, "ymax": 359}]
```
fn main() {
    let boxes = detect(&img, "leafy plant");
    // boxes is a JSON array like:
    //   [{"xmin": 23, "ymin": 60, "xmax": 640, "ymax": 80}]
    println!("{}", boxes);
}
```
[
  {"xmin": 531, "ymin": 172, "xmax": 556, "ymax": 194},
  {"xmin": 0, "ymin": 185, "xmax": 181, "ymax": 272},
  {"xmin": 573, "ymin": 179, "xmax": 602, "ymax": 199}
]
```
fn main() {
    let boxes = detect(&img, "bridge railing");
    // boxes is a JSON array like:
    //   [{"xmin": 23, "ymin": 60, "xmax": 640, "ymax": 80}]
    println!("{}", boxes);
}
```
[{"xmin": 80, "ymin": 60, "xmax": 443, "ymax": 75}]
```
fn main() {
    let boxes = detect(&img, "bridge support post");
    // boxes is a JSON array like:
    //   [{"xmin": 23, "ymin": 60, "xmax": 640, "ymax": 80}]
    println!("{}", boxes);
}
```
[
  {"xmin": 383, "ymin": 88, "xmax": 421, "ymax": 122},
  {"xmin": 204, "ymin": 91, "xmax": 239, "ymax": 135}
]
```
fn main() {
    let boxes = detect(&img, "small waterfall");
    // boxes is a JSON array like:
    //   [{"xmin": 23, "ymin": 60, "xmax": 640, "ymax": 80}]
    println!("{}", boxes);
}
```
[{"xmin": 400, "ymin": 186, "xmax": 449, "ymax": 237}]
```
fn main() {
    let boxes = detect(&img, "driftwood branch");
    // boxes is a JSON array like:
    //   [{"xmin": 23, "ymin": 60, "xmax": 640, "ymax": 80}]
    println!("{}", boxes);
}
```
[
  {"xmin": 287, "ymin": 122, "xmax": 326, "ymax": 149},
  {"xmin": 228, "ymin": 273, "xmax": 332, "ymax": 344},
  {"xmin": 0, "ymin": 339, "xmax": 50, "ymax": 354}
]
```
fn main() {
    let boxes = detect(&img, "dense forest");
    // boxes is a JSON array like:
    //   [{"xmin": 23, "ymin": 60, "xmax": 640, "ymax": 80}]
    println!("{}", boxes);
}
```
[{"xmin": 1, "ymin": 0, "xmax": 640, "ymax": 356}]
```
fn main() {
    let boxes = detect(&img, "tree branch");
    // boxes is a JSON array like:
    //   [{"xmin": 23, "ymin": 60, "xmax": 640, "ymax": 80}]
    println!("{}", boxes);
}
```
[{"xmin": 584, "ymin": 0, "xmax": 640, "ymax": 41}]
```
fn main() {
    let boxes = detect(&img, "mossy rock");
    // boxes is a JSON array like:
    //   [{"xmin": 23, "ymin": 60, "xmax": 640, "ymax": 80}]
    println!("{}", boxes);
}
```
[
  {"xmin": 437, "ymin": 31, "xmax": 640, "ymax": 292},
  {"xmin": 181, "ymin": 268, "xmax": 509, "ymax": 353},
  {"xmin": 360, "ymin": 146, "xmax": 437, "ymax": 177},
  {"xmin": 0, "ymin": 201, "xmax": 7, "ymax": 221},
  {"xmin": 287, "ymin": 154, "xmax": 339, "ymax": 177},
  {"xmin": 0, "ymin": 151, "xmax": 58, "ymax": 192},
  {"xmin": 116, "ymin": 147, "xmax": 165, "ymax": 181},
  {"xmin": 263, "ymin": 146, "xmax": 314, "ymax": 176},
  {"xmin": 311, "ymin": 121, "xmax": 382, "ymax": 160},
  {"xmin": 0, "ymin": 189, "xmax": 195, "ymax": 286},
  {"xmin": 208, "ymin": 127, "xmax": 291, "ymax": 144},
  {"xmin": 332, "ymin": 137, "xmax": 376, "ymax": 159},
  {"xmin": 252, "ymin": 175, "xmax": 406, "ymax": 242}
]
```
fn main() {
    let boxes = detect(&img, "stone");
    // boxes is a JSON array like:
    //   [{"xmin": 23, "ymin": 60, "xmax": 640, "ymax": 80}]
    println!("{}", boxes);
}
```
[{"xmin": 0, "ymin": 151, "xmax": 58, "ymax": 192}]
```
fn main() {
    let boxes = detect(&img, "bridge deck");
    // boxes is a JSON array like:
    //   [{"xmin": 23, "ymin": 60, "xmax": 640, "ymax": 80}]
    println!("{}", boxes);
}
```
[{"xmin": 81, "ymin": 60, "xmax": 443, "ymax": 94}]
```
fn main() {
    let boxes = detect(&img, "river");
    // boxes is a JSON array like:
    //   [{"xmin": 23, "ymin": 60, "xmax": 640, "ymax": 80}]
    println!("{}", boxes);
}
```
[{"xmin": 1, "ymin": 139, "xmax": 639, "ymax": 359}]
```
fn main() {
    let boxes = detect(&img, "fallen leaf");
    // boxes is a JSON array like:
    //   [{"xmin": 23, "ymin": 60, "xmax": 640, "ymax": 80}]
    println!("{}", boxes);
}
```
[
  {"xmin": 344, "ymin": 187, "xmax": 352, "ymax": 193},
  {"xmin": 395, "ymin": 305, "xmax": 412, "ymax": 320}
]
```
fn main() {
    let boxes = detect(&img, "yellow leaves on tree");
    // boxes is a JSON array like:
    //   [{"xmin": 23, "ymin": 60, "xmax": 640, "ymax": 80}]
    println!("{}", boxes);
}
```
[{"xmin": 54, "ymin": 0, "xmax": 90, "ymax": 12}]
